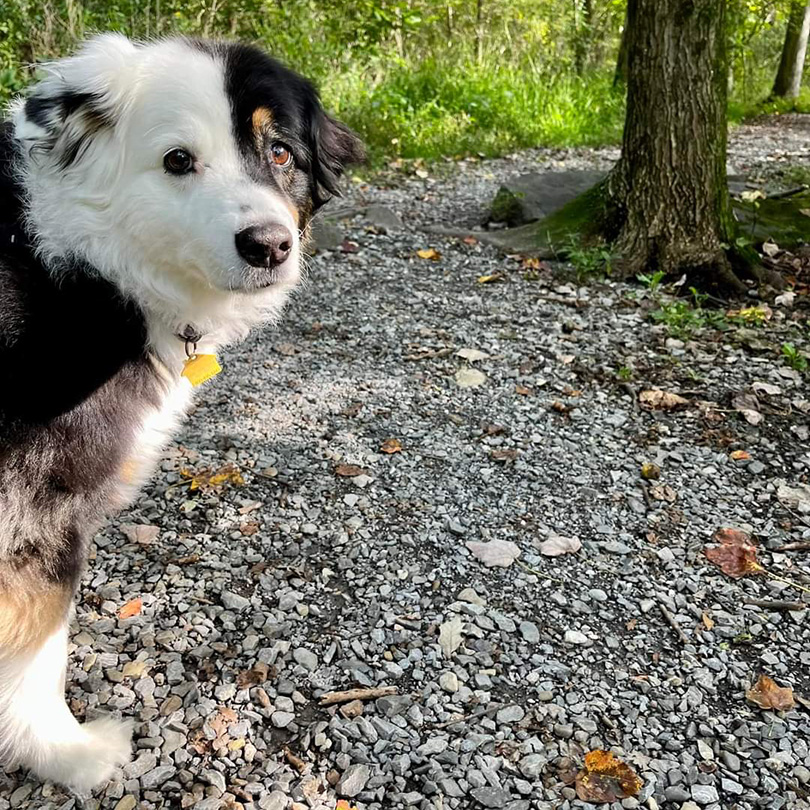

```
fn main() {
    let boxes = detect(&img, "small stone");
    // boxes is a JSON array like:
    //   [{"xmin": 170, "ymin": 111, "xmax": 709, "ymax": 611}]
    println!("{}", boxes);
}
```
[
  {"xmin": 113, "ymin": 798, "xmax": 137, "ymax": 810},
  {"xmin": 124, "ymin": 752, "xmax": 157, "ymax": 779},
  {"xmin": 697, "ymin": 739, "xmax": 714, "ymax": 760},
  {"xmin": 496, "ymin": 705, "xmax": 525, "ymax": 724},
  {"xmin": 519, "ymin": 621, "xmax": 540, "ymax": 642},
  {"xmin": 259, "ymin": 792, "xmax": 289, "ymax": 810},
  {"xmin": 418, "ymin": 737, "xmax": 448, "ymax": 756},
  {"xmin": 439, "ymin": 671, "xmax": 459, "ymax": 693},
  {"xmin": 721, "ymin": 778, "xmax": 743, "ymax": 795},
  {"xmin": 721, "ymin": 750, "xmax": 741, "ymax": 771},
  {"xmin": 748, "ymin": 460, "xmax": 766, "ymax": 475},
  {"xmin": 564, "ymin": 630, "xmax": 588, "ymax": 645},
  {"xmin": 471, "ymin": 787, "xmax": 509, "ymax": 807},
  {"xmin": 458, "ymin": 587, "xmax": 486, "ymax": 606},
  {"xmin": 518, "ymin": 753, "xmax": 545, "ymax": 778},
  {"xmin": 202, "ymin": 769, "xmax": 227, "ymax": 795},
  {"xmin": 220, "ymin": 591, "xmax": 250, "ymax": 611},
  {"xmin": 292, "ymin": 647, "xmax": 318, "ymax": 671},
  {"xmin": 272, "ymin": 710, "xmax": 296, "ymax": 728},
  {"xmin": 690, "ymin": 784, "xmax": 719, "ymax": 804},
  {"xmin": 664, "ymin": 786, "xmax": 690, "ymax": 803},
  {"xmin": 140, "ymin": 765, "xmax": 176, "ymax": 789},
  {"xmin": 376, "ymin": 695, "xmax": 412, "ymax": 716},
  {"xmin": 337, "ymin": 764, "xmax": 370, "ymax": 798}
]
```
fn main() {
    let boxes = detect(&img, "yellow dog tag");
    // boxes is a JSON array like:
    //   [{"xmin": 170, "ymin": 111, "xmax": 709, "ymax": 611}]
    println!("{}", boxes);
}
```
[{"xmin": 182, "ymin": 354, "xmax": 221, "ymax": 386}]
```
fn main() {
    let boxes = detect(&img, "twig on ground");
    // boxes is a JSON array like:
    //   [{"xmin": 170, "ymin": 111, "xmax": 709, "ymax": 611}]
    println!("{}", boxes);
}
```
[
  {"xmin": 777, "ymin": 541, "xmax": 810, "ymax": 552},
  {"xmin": 431, "ymin": 704, "xmax": 506, "ymax": 729},
  {"xmin": 745, "ymin": 598, "xmax": 807, "ymax": 612},
  {"xmin": 319, "ymin": 686, "xmax": 398, "ymax": 706},
  {"xmin": 659, "ymin": 601, "xmax": 689, "ymax": 644},
  {"xmin": 515, "ymin": 559, "xmax": 568, "ymax": 585}
]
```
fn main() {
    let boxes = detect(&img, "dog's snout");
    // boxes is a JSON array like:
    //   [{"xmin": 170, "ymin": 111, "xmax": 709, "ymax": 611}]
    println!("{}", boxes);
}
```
[{"xmin": 235, "ymin": 223, "xmax": 293, "ymax": 268}]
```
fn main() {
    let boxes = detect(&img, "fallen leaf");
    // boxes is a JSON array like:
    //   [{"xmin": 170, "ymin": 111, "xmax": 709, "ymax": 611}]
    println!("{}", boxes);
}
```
[
  {"xmin": 236, "ymin": 662, "xmax": 270, "ymax": 689},
  {"xmin": 490, "ymin": 448, "xmax": 519, "ymax": 462},
  {"xmin": 455, "ymin": 368, "xmax": 487, "ymax": 388},
  {"xmin": 641, "ymin": 462, "xmax": 661, "ymax": 480},
  {"xmin": 380, "ymin": 438, "xmax": 403, "ymax": 454},
  {"xmin": 751, "ymin": 382, "xmax": 781, "ymax": 396},
  {"xmin": 335, "ymin": 464, "xmax": 366, "ymax": 477},
  {"xmin": 438, "ymin": 615, "xmax": 465, "ymax": 658},
  {"xmin": 462, "ymin": 235, "xmax": 478, "ymax": 245},
  {"xmin": 746, "ymin": 674, "xmax": 795, "ymax": 711},
  {"xmin": 515, "ymin": 384, "xmax": 532, "ymax": 396},
  {"xmin": 761, "ymin": 241, "xmax": 779, "ymax": 257},
  {"xmin": 575, "ymin": 750, "xmax": 642, "ymax": 802},
  {"xmin": 208, "ymin": 707, "xmax": 238, "ymax": 752},
  {"xmin": 775, "ymin": 290, "xmax": 796, "ymax": 307},
  {"xmin": 537, "ymin": 534, "xmax": 581, "ymax": 557},
  {"xmin": 704, "ymin": 527, "xmax": 762, "ymax": 578},
  {"xmin": 639, "ymin": 389, "xmax": 689, "ymax": 410},
  {"xmin": 466, "ymin": 538, "xmax": 521, "ymax": 568},
  {"xmin": 702, "ymin": 612, "xmax": 715, "ymax": 631},
  {"xmin": 456, "ymin": 347, "xmax": 489, "ymax": 362},
  {"xmin": 238, "ymin": 500, "xmax": 262, "ymax": 515},
  {"xmin": 182, "ymin": 463, "xmax": 244, "ymax": 493},
  {"xmin": 649, "ymin": 484, "xmax": 677, "ymax": 502},
  {"xmin": 477, "ymin": 273, "xmax": 504, "ymax": 284},
  {"xmin": 416, "ymin": 248, "xmax": 441, "ymax": 261},
  {"xmin": 336, "ymin": 802, "xmax": 359, "ymax": 810},
  {"xmin": 120, "ymin": 524, "xmax": 159, "ymax": 545},
  {"xmin": 340, "ymin": 239, "xmax": 359, "ymax": 253},
  {"xmin": 741, "ymin": 189, "xmax": 766, "ymax": 203},
  {"xmin": 118, "ymin": 597, "xmax": 143, "ymax": 619},
  {"xmin": 551, "ymin": 400, "xmax": 570, "ymax": 414},
  {"xmin": 730, "ymin": 450, "xmax": 751, "ymax": 461},
  {"xmin": 240, "ymin": 521, "xmax": 260, "ymax": 536}
]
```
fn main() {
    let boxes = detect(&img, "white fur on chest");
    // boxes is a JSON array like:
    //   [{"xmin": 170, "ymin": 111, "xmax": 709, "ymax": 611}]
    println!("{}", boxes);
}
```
[{"xmin": 117, "ymin": 369, "xmax": 193, "ymax": 503}]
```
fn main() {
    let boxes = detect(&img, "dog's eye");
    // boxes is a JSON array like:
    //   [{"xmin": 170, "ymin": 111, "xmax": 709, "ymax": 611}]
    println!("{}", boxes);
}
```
[
  {"xmin": 268, "ymin": 142, "xmax": 293, "ymax": 168},
  {"xmin": 163, "ymin": 148, "xmax": 195, "ymax": 175}
]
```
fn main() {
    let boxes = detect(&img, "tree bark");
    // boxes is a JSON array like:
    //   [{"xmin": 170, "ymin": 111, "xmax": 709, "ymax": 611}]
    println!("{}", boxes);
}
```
[
  {"xmin": 585, "ymin": 0, "xmax": 754, "ymax": 289},
  {"xmin": 772, "ymin": 0, "xmax": 810, "ymax": 99}
]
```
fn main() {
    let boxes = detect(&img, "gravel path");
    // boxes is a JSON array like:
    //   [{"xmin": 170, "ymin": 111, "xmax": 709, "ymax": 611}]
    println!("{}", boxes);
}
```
[{"xmin": 4, "ymin": 118, "xmax": 810, "ymax": 810}]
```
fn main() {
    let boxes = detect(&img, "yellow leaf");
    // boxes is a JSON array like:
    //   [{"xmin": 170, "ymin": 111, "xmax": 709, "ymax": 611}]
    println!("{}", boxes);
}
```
[
  {"xmin": 477, "ymin": 273, "xmax": 504, "ymax": 284},
  {"xmin": 730, "ymin": 449, "xmax": 751, "ymax": 461},
  {"xmin": 416, "ymin": 248, "xmax": 441, "ymax": 260},
  {"xmin": 702, "ymin": 612, "xmax": 715, "ymax": 630},
  {"xmin": 182, "ymin": 463, "xmax": 244, "ymax": 493},
  {"xmin": 380, "ymin": 438, "xmax": 403, "ymax": 454}
]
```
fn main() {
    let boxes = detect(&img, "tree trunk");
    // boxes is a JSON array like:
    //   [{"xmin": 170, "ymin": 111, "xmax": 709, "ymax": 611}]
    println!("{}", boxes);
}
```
[
  {"xmin": 574, "ymin": 0, "xmax": 755, "ymax": 290},
  {"xmin": 772, "ymin": 0, "xmax": 810, "ymax": 99},
  {"xmin": 573, "ymin": 0, "xmax": 593, "ymax": 76}
]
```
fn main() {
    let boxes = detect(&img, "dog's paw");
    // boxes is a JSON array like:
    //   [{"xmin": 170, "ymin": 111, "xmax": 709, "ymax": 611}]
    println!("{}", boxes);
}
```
[{"xmin": 35, "ymin": 716, "xmax": 133, "ymax": 794}]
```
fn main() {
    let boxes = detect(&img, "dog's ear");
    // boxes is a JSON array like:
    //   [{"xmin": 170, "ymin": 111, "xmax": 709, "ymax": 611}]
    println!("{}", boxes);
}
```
[
  {"xmin": 310, "ymin": 110, "xmax": 365, "ymax": 209},
  {"xmin": 13, "ymin": 34, "xmax": 136, "ymax": 167}
]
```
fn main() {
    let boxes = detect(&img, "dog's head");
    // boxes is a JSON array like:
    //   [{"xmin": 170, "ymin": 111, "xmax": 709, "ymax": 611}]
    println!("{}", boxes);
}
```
[{"xmin": 12, "ymin": 35, "xmax": 364, "ymax": 327}]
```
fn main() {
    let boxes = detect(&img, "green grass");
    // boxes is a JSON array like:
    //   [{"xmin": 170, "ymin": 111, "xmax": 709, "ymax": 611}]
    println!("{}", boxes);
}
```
[{"xmin": 324, "ymin": 62, "xmax": 625, "ymax": 163}]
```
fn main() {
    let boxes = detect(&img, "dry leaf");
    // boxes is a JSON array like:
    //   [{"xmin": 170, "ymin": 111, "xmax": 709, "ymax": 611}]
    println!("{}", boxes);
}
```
[
  {"xmin": 761, "ymin": 241, "xmax": 779, "ymax": 257},
  {"xmin": 730, "ymin": 450, "xmax": 751, "ymax": 461},
  {"xmin": 456, "ymin": 347, "xmax": 489, "ymax": 362},
  {"xmin": 466, "ymin": 538, "xmax": 521, "ymax": 568},
  {"xmin": 649, "ymin": 485, "xmax": 677, "ymax": 502},
  {"xmin": 236, "ymin": 662, "xmax": 270, "ymax": 689},
  {"xmin": 575, "ymin": 750, "xmax": 642, "ymax": 802},
  {"xmin": 751, "ymin": 382, "xmax": 781, "ymax": 396},
  {"xmin": 416, "ymin": 248, "xmax": 441, "ymax": 261},
  {"xmin": 537, "ymin": 534, "xmax": 581, "ymax": 557},
  {"xmin": 746, "ymin": 674, "xmax": 795, "ymax": 711},
  {"xmin": 477, "ymin": 273, "xmax": 504, "ymax": 284},
  {"xmin": 335, "ymin": 464, "xmax": 366, "ymax": 477},
  {"xmin": 551, "ymin": 400, "xmax": 570, "ymax": 414},
  {"xmin": 118, "ymin": 597, "xmax": 143, "ymax": 619},
  {"xmin": 182, "ymin": 463, "xmax": 244, "ymax": 493},
  {"xmin": 490, "ymin": 448, "xmax": 519, "ymax": 462},
  {"xmin": 336, "ymin": 802, "xmax": 359, "ymax": 810},
  {"xmin": 455, "ymin": 368, "xmax": 487, "ymax": 388},
  {"xmin": 462, "ymin": 236, "xmax": 478, "ymax": 245},
  {"xmin": 438, "ymin": 615, "xmax": 464, "ymax": 658},
  {"xmin": 639, "ymin": 389, "xmax": 689, "ymax": 410},
  {"xmin": 701, "ymin": 612, "xmax": 715, "ymax": 630},
  {"xmin": 515, "ymin": 384, "xmax": 532, "ymax": 396},
  {"xmin": 240, "ymin": 521, "xmax": 260, "ymax": 536},
  {"xmin": 380, "ymin": 438, "xmax": 403, "ymax": 454},
  {"xmin": 704, "ymin": 527, "xmax": 762, "ymax": 578},
  {"xmin": 120, "ymin": 524, "xmax": 159, "ymax": 545}
]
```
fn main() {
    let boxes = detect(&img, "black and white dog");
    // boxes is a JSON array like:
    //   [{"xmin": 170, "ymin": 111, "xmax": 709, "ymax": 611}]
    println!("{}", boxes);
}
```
[{"xmin": 0, "ymin": 34, "xmax": 363, "ymax": 792}]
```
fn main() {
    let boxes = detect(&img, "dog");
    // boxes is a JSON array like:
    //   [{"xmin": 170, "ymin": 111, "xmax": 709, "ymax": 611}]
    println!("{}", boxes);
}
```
[{"xmin": 0, "ymin": 34, "xmax": 363, "ymax": 793}]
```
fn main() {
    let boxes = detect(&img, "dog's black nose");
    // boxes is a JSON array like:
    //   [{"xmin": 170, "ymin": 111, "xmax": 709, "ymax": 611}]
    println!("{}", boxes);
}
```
[{"xmin": 235, "ymin": 223, "xmax": 293, "ymax": 268}]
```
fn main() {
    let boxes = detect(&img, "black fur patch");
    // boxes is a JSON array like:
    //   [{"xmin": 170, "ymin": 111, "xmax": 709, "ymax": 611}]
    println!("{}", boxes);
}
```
[
  {"xmin": 194, "ymin": 40, "xmax": 365, "ymax": 216},
  {"xmin": 0, "ymin": 125, "xmax": 160, "ymax": 591}
]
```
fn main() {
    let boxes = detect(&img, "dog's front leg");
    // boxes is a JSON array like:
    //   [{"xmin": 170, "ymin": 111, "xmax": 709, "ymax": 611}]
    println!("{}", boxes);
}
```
[{"xmin": 0, "ymin": 587, "xmax": 132, "ymax": 793}]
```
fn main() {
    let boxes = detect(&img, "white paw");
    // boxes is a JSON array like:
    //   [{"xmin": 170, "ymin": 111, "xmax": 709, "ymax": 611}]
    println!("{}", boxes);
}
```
[{"xmin": 32, "ymin": 716, "xmax": 133, "ymax": 794}]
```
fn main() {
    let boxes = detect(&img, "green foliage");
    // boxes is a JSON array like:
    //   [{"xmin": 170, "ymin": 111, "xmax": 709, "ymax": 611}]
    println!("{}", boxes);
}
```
[
  {"xmin": 636, "ymin": 270, "xmax": 665, "ymax": 294},
  {"xmin": 563, "ymin": 233, "xmax": 616, "ymax": 281},
  {"xmin": 782, "ymin": 342, "xmax": 808, "ymax": 372},
  {"xmin": 651, "ymin": 288, "xmax": 727, "ymax": 339}
]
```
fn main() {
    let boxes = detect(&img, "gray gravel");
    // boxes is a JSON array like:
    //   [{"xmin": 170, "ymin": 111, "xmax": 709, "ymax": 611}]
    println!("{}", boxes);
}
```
[{"xmin": 3, "ymin": 117, "xmax": 810, "ymax": 810}]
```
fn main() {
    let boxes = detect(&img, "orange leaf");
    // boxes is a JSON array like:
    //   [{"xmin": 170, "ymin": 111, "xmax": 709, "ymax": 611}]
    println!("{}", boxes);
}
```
[
  {"xmin": 575, "ymin": 750, "xmax": 642, "ymax": 802},
  {"xmin": 336, "ymin": 802, "xmax": 359, "ymax": 810},
  {"xmin": 477, "ymin": 273, "xmax": 504, "ymax": 284},
  {"xmin": 118, "ymin": 597, "xmax": 143, "ymax": 619},
  {"xmin": 380, "ymin": 438, "xmax": 403, "ymax": 454},
  {"xmin": 730, "ymin": 449, "xmax": 751, "ymax": 461},
  {"xmin": 416, "ymin": 248, "xmax": 441, "ymax": 260},
  {"xmin": 746, "ymin": 674, "xmax": 795, "ymax": 711},
  {"xmin": 704, "ymin": 527, "xmax": 762, "ymax": 579},
  {"xmin": 335, "ymin": 464, "xmax": 366, "ymax": 477}
]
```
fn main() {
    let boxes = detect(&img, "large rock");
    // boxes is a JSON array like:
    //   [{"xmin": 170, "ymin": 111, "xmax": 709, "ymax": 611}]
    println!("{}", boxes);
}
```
[{"xmin": 489, "ymin": 170, "xmax": 606, "ymax": 226}]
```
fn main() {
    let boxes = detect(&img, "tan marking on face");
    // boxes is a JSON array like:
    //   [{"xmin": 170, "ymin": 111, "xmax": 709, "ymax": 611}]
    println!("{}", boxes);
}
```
[
  {"xmin": 252, "ymin": 106, "xmax": 274, "ymax": 143},
  {"xmin": 0, "ymin": 586, "xmax": 70, "ymax": 656},
  {"xmin": 284, "ymin": 200, "xmax": 301, "ymax": 227}
]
